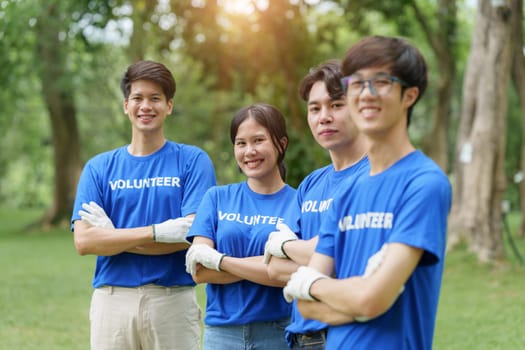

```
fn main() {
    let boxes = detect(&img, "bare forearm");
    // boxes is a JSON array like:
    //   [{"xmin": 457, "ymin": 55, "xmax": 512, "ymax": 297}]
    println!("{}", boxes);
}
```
[
  {"xmin": 267, "ymin": 257, "xmax": 299, "ymax": 282},
  {"xmin": 283, "ymin": 237, "xmax": 318, "ymax": 266},
  {"xmin": 309, "ymin": 275, "xmax": 406, "ymax": 321},
  {"xmin": 74, "ymin": 221, "xmax": 154, "ymax": 256},
  {"xmin": 309, "ymin": 244, "xmax": 423, "ymax": 319},
  {"xmin": 222, "ymin": 256, "xmax": 285, "ymax": 287},
  {"xmin": 127, "ymin": 242, "xmax": 190, "ymax": 255},
  {"xmin": 193, "ymin": 265, "xmax": 243, "ymax": 284},
  {"xmin": 297, "ymin": 299, "xmax": 355, "ymax": 325},
  {"xmin": 266, "ymin": 238, "xmax": 319, "ymax": 282},
  {"xmin": 308, "ymin": 277, "xmax": 369, "ymax": 318}
]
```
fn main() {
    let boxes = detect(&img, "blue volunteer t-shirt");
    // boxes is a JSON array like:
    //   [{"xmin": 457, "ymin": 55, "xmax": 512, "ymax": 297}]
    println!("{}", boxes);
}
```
[
  {"xmin": 71, "ymin": 141, "xmax": 216, "ymax": 288},
  {"xmin": 285, "ymin": 157, "xmax": 369, "ymax": 344},
  {"xmin": 187, "ymin": 182, "xmax": 296, "ymax": 326},
  {"xmin": 316, "ymin": 151, "xmax": 451, "ymax": 350}
]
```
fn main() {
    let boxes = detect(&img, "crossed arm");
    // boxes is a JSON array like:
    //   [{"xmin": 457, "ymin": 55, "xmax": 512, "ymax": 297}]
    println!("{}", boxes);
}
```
[
  {"xmin": 73, "ymin": 202, "xmax": 192, "ymax": 256},
  {"xmin": 189, "ymin": 236, "xmax": 285, "ymax": 287},
  {"xmin": 266, "ymin": 236, "xmax": 318, "ymax": 282},
  {"xmin": 73, "ymin": 220, "xmax": 189, "ymax": 256},
  {"xmin": 295, "ymin": 243, "xmax": 423, "ymax": 324}
]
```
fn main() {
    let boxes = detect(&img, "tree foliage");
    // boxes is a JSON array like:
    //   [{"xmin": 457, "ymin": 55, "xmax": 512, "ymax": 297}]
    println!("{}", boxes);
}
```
[
  {"xmin": 0, "ymin": 0, "xmax": 523, "ymax": 264},
  {"xmin": 0, "ymin": 0, "xmax": 119, "ymax": 222}
]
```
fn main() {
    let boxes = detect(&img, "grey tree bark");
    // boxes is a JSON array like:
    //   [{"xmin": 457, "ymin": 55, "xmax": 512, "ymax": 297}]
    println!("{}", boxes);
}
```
[{"xmin": 448, "ymin": 0, "xmax": 514, "ymax": 262}]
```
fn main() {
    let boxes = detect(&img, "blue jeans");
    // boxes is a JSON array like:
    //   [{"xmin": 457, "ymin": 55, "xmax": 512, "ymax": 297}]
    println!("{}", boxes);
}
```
[
  {"xmin": 290, "ymin": 330, "xmax": 326, "ymax": 350},
  {"xmin": 202, "ymin": 318, "xmax": 290, "ymax": 350}
]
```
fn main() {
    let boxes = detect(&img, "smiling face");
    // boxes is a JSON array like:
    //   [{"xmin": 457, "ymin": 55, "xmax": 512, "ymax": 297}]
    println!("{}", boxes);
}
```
[
  {"xmin": 123, "ymin": 79, "xmax": 173, "ymax": 135},
  {"xmin": 347, "ymin": 66, "xmax": 418, "ymax": 139},
  {"xmin": 233, "ymin": 116, "xmax": 283, "ymax": 184},
  {"xmin": 307, "ymin": 80, "xmax": 360, "ymax": 153}
]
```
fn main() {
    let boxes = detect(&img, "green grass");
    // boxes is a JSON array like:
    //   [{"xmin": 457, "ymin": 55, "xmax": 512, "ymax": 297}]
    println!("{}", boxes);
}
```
[
  {"xmin": 0, "ymin": 209, "xmax": 97, "ymax": 349},
  {"xmin": 1, "ymin": 208, "xmax": 524, "ymax": 349},
  {"xmin": 434, "ymin": 231, "xmax": 525, "ymax": 349}
]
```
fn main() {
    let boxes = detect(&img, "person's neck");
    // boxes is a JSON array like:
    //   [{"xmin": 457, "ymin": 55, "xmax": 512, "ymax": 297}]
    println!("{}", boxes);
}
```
[
  {"xmin": 247, "ymin": 174, "xmax": 285, "ymax": 195},
  {"xmin": 329, "ymin": 135, "xmax": 369, "ymax": 171},
  {"xmin": 367, "ymin": 134, "xmax": 414, "ymax": 175},
  {"xmin": 128, "ymin": 132, "xmax": 166, "ymax": 156}
]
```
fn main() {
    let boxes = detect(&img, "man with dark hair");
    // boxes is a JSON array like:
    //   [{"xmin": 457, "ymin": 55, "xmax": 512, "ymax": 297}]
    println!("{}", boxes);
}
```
[
  {"xmin": 71, "ymin": 60, "xmax": 216, "ymax": 350},
  {"xmin": 264, "ymin": 60, "xmax": 368, "ymax": 349},
  {"xmin": 284, "ymin": 36, "xmax": 452, "ymax": 349}
]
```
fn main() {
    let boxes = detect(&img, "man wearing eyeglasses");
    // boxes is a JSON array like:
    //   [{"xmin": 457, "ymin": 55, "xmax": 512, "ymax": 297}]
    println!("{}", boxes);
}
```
[{"xmin": 283, "ymin": 36, "xmax": 452, "ymax": 350}]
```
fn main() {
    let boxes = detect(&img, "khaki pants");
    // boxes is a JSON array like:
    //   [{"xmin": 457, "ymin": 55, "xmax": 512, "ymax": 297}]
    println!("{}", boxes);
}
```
[{"xmin": 90, "ymin": 285, "xmax": 201, "ymax": 350}]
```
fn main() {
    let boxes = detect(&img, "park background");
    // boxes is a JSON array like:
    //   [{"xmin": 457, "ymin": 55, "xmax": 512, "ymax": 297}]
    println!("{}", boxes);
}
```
[{"xmin": 1, "ymin": 0, "xmax": 524, "ymax": 348}]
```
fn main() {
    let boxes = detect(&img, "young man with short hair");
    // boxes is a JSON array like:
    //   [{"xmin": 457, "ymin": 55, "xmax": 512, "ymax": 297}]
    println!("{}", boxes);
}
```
[
  {"xmin": 264, "ymin": 60, "xmax": 368, "ymax": 349},
  {"xmin": 284, "ymin": 36, "xmax": 452, "ymax": 350},
  {"xmin": 71, "ymin": 60, "xmax": 216, "ymax": 350}
]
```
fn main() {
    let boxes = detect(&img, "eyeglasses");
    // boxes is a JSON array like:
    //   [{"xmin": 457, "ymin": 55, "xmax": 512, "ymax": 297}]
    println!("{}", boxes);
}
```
[{"xmin": 340, "ymin": 74, "xmax": 408, "ymax": 96}]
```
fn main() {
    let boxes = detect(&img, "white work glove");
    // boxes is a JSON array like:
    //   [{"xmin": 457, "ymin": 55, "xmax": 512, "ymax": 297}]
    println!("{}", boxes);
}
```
[
  {"xmin": 185, "ymin": 244, "xmax": 226, "ymax": 275},
  {"xmin": 283, "ymin": 266, "xmax": 329, "ymax": 303},
  {"xmin": 362, "ymin": 244, "xmax": 405, "ymax": 294},
  {"xmin": 152, "ymin": 217, "xmax": 194, "ymax": 243},
  {"xmin": 263, "ymin": 223, "xmax": 299, "ymax": 264},
  {"xmin": 78, "ymin": 201, "xmax": 114, "ymax": 229},
  {"xmin": 363, "ymin": 244, "xmax": 388, "ymax": 277},
  {"xmin": 355, "ymin": 244, "xmax": 404, "ymax": 322}
]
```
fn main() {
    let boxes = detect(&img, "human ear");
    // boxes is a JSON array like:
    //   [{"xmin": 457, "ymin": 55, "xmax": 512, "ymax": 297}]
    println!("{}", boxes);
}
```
[
  {"xmin": 403, "ymin": 87, "xmax": 419, "ymax": 109},
  {"xmin": 280, "ymin": 137, "xmax": 288, "ymax": 151}
]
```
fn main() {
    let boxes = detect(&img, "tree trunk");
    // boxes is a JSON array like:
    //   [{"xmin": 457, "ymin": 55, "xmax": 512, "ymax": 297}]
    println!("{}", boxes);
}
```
[
  {"xmin": 448, "ymin": 0, "xmax": 513, "ymax": 262},
  {"xmin": 411, "ymin": 0, "xmax": 457, "ymax": 173},
  {"xmin": 35, "ymin": 2, "xmax": 82, "ymax": 227},
  {"xmin": 128, "ymin": 0, "xmax": 155, "ymax": 62},
  {"xmin": 510, "ymin": 0, "xmax": 525, "ymax": 238},
  {"xmin": 266, "ymin": 1, "xmax": 307, "ymax": 135}
]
